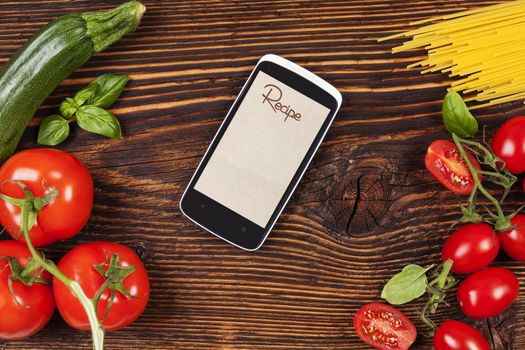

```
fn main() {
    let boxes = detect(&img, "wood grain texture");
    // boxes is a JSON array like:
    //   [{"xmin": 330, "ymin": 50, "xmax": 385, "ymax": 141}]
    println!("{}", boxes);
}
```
[{"xmin": 1, "ymin": 0, "xmax": 524, "ymax": 349}]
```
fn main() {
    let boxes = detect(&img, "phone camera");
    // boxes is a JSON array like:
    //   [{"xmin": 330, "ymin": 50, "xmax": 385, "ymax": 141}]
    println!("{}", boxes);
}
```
[{"xmin": 240, "ymin": 227, "xmax": 247, "ymax": 232}]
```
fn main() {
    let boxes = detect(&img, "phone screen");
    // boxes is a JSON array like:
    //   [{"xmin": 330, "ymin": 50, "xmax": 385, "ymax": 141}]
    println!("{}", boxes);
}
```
[{"xmin": 194, "ymin": 70, "xmax": 331, "ymax": 227}]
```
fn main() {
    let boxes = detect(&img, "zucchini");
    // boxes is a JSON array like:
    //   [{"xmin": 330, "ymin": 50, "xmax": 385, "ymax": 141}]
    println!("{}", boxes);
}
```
[{"xmin": 0, "ymin": 1, "xmax": 145, "ymax": 162}]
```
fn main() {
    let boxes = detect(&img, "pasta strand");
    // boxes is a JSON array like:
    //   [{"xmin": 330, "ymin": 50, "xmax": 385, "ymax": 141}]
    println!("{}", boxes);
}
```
[{"xmin": 382, "ymin": 0, "xmax": 525, "ymax": 109}]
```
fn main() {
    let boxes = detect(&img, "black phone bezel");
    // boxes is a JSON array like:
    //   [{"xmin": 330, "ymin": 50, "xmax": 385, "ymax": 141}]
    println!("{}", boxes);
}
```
[{"xmin": 180, "ymin": 59, "xmax": 339, "ymax": 250}]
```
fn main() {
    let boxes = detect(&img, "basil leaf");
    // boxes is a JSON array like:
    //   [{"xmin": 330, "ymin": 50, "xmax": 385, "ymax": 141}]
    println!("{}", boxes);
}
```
[
  {"xmin": 381, "ymin": 264, "xmax": 431, "ymax": 305},
  {"xmin": 86, "ymin": 74, "xmax": 129, "ymax": 108},
  {"xmin": 59, "ymin": 98, "xmax": 79, "ymax": 118},
  {"xmin": 73, "ymin": 83, "xmax": 98, "ymax": 106},
  {"xmin": 443, "ymin": 90, "xmax": 478, "ymax": 137},
  {"xmin": 37, "ymin": 115, "xmax": 70, "ymax": 146},
  {"xmin": 76, "ymin": 105, "xmax": 122, "ymax": 140}
]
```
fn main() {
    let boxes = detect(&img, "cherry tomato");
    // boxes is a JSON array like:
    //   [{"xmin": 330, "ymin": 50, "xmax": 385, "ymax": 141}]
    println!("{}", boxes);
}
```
[
  {"xmin": 492, "ymin": 116, "xmax": 525, "ymax": 174},
  {"xmin": 434, "ymin": 320, "xmax": 490, "ymax": 350},
  {"xmin": 353, "ymin": 303, "xmax": 416, "ymax": 350},
  {"xmin": 457, "ymin": 267, "xmax": 519, "ymax": 318},
  {"xmin": 425, "ymin": 140, "xmax": 481, "ymax": 195},
  {"xmin": 0, "ymin": 149, "xmax": 93, "ymax": 247},
  {"xmin": 53, "ymin": 242, "xmax": 150, "ymax": 332},
  {"xmin": 498, "ymin": 214, "xmax": 525, "ymax": 262},
  {"xmin": 0, "ymin": 240, "xmax": 55, "ymax": 339},
  {"xmin": 442, "ymin": 223, "xmax": 500, "ymax": 274}
]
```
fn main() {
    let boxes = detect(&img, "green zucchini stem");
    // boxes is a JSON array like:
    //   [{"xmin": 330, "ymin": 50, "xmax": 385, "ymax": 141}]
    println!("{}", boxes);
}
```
[{"xmin": 82, "ymin": 1, "xmax": 146, "ymax": 53}]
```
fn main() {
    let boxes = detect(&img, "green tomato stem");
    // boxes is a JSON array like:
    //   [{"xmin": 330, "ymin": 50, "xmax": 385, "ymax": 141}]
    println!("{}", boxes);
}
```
[
  {"xmin": 19, "ymin": 202, "xmax": 105, "ymax": 350},
  {"xmin": 460, "ymin": 138, "xmax": 492, "ymax": 156},
  {"xmin": 478, "ymin": 170, "xmax": 511, "ymax": 183},
  {"xmin": 92, "ymin": 279, "xmax": 112, "ymax": 313},
  {"xmin": 468, "ymin": 186, "xmax": 478, "ymax": 203},
  {"xmin": 435, "ymin": 259, "xmax": 453, "ymax": 289},
  {"xmin": 451, "ymin": 133, "xmax": 512, "ymax": 231},
  {"xmin": 19, "ymin": 257, "xmax": 44, "ymax": 279}
]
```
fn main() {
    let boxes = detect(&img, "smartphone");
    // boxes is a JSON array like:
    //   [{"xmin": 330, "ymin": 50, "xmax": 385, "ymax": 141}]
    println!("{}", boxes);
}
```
[{"xmin": 180, "ymin": 54, "xmax": 342, "ymax": 251}]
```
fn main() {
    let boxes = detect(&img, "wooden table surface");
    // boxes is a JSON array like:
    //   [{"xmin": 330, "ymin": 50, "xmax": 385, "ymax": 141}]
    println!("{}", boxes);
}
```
[{"xmin": 1, "ymin": 0, "xmax": 524, "ymax": 349}]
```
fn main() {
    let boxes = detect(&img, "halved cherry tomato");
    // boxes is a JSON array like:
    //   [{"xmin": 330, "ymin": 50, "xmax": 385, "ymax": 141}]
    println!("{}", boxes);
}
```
[
  {"xmin": 0, "ymin": 240, "xmax": 55, "ymax": 339},
  {"xmin": 492, "ymin": 116, "xmax": 525, "ymax": 174},
  {"xmin": 425, "ymin": 140, "xmax": 481, "ymax": 195},
  {"xmin": 434, "ymin": 320, "xmax": 490, "ymax": 350},
  {"xmin": 442, "ymin": 223, "xmax": 500, "ymax": 274},
  {"xmin": 0, "ymin": 149, "xmax": 93, "ymax": 246},
  {"xmin": 457, "ymin": 267, "xmax": 519, "ymax": 318},
  {"xmin": 498, "ymin": 214, "xmax": 525, "ymax": 262},
  {"xmin": 354, "ymin": 303, "xmax": 416, "ymax": 350},
  {"xmin": 53, "ymin": 242, "xmax": 149, "ymax": 332}
]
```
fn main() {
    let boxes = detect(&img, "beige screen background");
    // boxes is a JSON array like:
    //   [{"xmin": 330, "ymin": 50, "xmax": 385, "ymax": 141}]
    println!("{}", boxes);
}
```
[{"xmin": 194, "ymin": 71, "xmax": 331, "ymax": 227}]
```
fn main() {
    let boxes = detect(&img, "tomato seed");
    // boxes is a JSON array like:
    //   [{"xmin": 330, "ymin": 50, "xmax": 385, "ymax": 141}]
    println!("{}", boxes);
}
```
[
  {"xmin": 435, "ymin": 158, "xmax": 472, "ymax": 186},
  {"xmin": 363, "ymin": 320, "xmax": 399, "ymax": 347},
  {"xmin": 361, "ymin": 309, "xmax": 403, "ymax": 347}
]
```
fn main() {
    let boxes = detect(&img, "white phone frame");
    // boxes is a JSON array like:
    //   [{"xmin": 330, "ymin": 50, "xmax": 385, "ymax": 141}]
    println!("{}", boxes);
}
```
[{"xmin": 180, "ymin": 54, "xmax": 342, "ymax": 251}]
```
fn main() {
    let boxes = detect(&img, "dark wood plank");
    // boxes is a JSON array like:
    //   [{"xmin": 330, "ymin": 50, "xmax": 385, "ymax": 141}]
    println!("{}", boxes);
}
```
[{"xmin": 0, "ymin": 0, "xmax": 524, "ymax": 349}]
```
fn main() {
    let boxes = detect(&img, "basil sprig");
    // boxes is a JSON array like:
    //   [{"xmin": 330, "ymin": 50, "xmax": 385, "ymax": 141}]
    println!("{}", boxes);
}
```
[
  {"xmin": 76, "ymin": 106, "xmax": 122, "ymax": 140},
  {"xmin": 86, "ymin": 74, "xmax": 129, "ymax": 108},
  {"xmin": 38, "ymin": 74, "xmax": 128, "ymax": 146},
  {"xmin": 381, "ymin": 259, "xmax": 455, "ymax": 336},
  {"xmin": 37, "ymin": 115, "xmax": 70, "ymax": 146},
  {"xmin": 442, "ymin": 89, "xmax": 478, "ymax": 138},
  {"xmin": 381, "ymin": 264, "xmax": 432, "ymax": 305}
]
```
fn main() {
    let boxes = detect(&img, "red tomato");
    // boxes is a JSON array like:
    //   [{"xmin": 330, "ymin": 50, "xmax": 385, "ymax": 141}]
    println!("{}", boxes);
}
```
[
  {"xmin": 434, "ymin": 320, "xmax": 490, "ymax": 350},
  {"xmin": 0, "ymin": 149, "xmax": 93, "ymax": 247},
  {"xmin": 425, "ymin": 140, "xmax": 481, "ymax": 195},
  {"xmin": 492, "ymin": 116, "xmax": 525, "ymax": 174},
  {"xmin": 354, "ymin": 303, "xmax": 416, "ymax": 350},
  {"xmin": 442, "ymin": 223, "xmax": 500, "ymax": 274},
  {"xmin": 53, "ymin": 242, "xmax": 149, "ymax": 332},
  {"xmin": 457, "ymin": 267, "xmax": 519, "ymax": 318},
  {"xmin": 0, "ymin": 240, "xmax": 55, "ymax": 339},
  {"xmin": 498, "ymin": 214, "xmax": 525, "ymax": 262}
]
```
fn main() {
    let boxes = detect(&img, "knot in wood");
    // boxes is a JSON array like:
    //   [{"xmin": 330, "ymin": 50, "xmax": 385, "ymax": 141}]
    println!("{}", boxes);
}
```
[{"xmin": 326, "ymin": 169, "xmax": 393, "ymax": 237}]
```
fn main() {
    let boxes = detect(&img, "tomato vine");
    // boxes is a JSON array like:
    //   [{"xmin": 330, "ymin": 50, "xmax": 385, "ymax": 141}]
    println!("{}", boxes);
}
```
[
  {"xmin": 452, "ymin": 133, "xmax": 517, "ymax": 232},
  {"xmin": 1, "ymin": 181, "xmax": 105, "ymax": 350}
]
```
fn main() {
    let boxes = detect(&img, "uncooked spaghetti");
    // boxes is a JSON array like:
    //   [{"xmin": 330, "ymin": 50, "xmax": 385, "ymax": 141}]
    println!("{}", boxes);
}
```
[{"xmin": 380, "ymin": 0, "xmax": 525, "ymax": 109}]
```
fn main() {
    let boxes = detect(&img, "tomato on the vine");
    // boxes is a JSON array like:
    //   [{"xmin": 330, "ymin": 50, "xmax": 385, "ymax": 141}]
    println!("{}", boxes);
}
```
[
  {"xmin": 492, "ymin": 116, "xmax": 525, "ymax": 174},
  {"xmin": 498, "ymin": 214, "xmax": 525, "ymax": 262},
  {"xmin": 0, "ymin": 240, "xmax": 55, "ymax": 339},
  {"xmin": 442, "ymin": 223, "xmax": 499, "ymax": 274},
  {"xmin": 425, "ymin": 140, "xmax": 481, "ymax": 195},
  {"xmin": 457, "ymin": 267, "xmax": 519, "ymax": 318},
  {"xmin": 0, "ymin": 149, "xmax": 93, "ymax": 246},
  {"xmin": 353, "ymin": 303, "xmax": 416, "ymax": 350},
  {"xmin": 433, "ymin": 320, "xmax": 489, "ymax": 350},
  {"xmin": 53, "ymin": 242, "xmax": 149, "ymax": 332}
]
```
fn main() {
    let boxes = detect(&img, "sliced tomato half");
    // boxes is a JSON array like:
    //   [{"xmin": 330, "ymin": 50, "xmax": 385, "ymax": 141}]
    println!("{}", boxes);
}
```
[
  {"xmin": 354, "ymin": 303, "xmax": 416, "ymax": 350},
  {"xmin": 425, "ymin": 140, "xmax": 481, "ymax": 195}
]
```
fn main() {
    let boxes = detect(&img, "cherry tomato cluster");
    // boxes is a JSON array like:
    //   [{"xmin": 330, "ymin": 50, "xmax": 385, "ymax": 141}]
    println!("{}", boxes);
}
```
[
  {"xmin": 442, "ymin": 223, "xmax": 521, "ymax": 317},
  {"xmin": 433, "ymin": 223, "xmax": 519, "ymax": 349},
  {"xmin": 430, "ymin": 116, "xmax": 525, "ymax": 349},
  {"xmin": 426, "ymin": 116, "xmax": 525, "ymax": 201},
  {"xmin": 353, "ymin": 116, "xmax": 525, "ymax": 349},
  {"xmin": 0, "ymin": 149, "xmax": 149, "ymax": 340}
]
